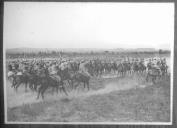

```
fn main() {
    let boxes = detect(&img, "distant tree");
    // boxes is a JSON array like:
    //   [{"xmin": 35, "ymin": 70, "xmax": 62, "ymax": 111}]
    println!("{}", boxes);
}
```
[
  {"xmin": 104, "ymin": 51, "xmax": 109, "ymax": 54},
  {"xmin": 90, "ymin": 51, "xmax": 94, "ymax": 55}
]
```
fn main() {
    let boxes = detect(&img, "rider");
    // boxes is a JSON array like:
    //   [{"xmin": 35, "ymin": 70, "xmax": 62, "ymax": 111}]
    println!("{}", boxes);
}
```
[
  {"xmin": 22, "ymin": 63, "xmax": 30, "ymax": 76},
  {"xmin": 147, "ymin": 59, "xmax": 153, "ymax": 70},
  {"xmin": 7, "ymin": 64, "xmax": 14, "ymax": 77},
  {"xmin": 7, "ymin": 64, "xmax": 17, "ymax": 86},
  {"xmin": 79, "ymin": 61, "xmax": 91, "ymax": 77},
  {"xmin": 162, "ymin": 58, "xmax": 167, "ymax": 65},
  {"xmin": 48, "ymin": 62, "xmax": 61, "ymax": 83},
  {"xmin": 36, "ymin": 64, "xmax": 46, "ymax": 78}
]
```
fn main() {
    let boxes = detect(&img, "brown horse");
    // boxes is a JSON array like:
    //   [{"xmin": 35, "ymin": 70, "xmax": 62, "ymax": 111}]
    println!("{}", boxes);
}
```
[
  {"xmin": 36, "ymin": 76, "xmax": 68, "ymax": 100},
  {"xmin": 10, "ymin": 73, "xmax": 29, "ymax": 92},
  {"xmin": 117, "ymin": 63, "xmax": 125, "ymax": 76},
  {"xmin": 36, "ymin": 69, "xmax": 68, "ymax": 100},
  {"xmin": 72, "ymin": 72, "xmax": 91, "ymax": 90}
]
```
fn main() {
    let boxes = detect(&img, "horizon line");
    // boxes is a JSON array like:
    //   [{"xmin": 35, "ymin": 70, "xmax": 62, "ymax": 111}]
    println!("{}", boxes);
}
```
[{"xmin": 6, "ymin": 47, "xmax": 170, "ymax": 50}]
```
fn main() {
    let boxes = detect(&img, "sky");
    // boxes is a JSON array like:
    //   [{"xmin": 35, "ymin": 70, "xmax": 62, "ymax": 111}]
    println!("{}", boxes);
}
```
[{"xmin": 3, "ymin": 2, "xmax": 174, "ymax": 49}]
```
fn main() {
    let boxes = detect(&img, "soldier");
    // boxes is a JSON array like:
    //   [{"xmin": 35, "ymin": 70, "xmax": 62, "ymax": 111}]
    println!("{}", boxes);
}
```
[
  {"xmin": 8, "ymin": 64, "xmax": 12, "ymax": 72},
  {"xmin": 48, "ymin": 62, "xmax": 61, "ymax": 83},
  {"xmin": 162, "ymin": 58, "xmax": 167, "ymax": 65},
  {"xmin": 147, "ymin": 59, "xmax": 153, "ymax": 70},
  {"xmin": 60, "ymin": 61, "xmax": 68, "ymax": 71},
  {"xmin": 79, "ymin": 61, "xmax": 91, "ymax": 77}
]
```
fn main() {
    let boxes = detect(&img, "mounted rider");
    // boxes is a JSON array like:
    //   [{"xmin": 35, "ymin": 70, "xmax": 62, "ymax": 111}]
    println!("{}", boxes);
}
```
[
  {"xmin": 147, "ymin": 59, "xmax": 153, "ymax": 70},
  {"xmin": 48, "ymin": 62, "xmax": 61, "ymax": 83},
  {"xmin": 79, "ymin": 60, "xmax": 92, "ymax": 77},
  {"xmin": 22, "ymin": 62, "xmax": 30, "ymax": 76},
  {"xmin": 36, "ymin": 64, "xmax": 46, "ymax": 78},
  {"xmin": 7, "ymin": 64, "xmax": 15, "ymax": 82},
  {"xmin": 160, "ymin": 58, "xmax": 168, "ymax": 74}
]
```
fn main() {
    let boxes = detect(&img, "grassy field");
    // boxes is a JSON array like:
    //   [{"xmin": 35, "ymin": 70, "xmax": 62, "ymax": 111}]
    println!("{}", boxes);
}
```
[{"xmin": 6, "ymin": 73, "xmax": 171, "ymax": 123}]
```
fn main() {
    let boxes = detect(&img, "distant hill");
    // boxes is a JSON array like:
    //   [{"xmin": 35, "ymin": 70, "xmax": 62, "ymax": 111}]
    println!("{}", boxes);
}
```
[
  {"xmin": 6, "ymin": 47, "xmax": 162, "ymax": 54},
  {"xmin": 112, "ymin": 48, "xmax": 157, "ymax": 52}
]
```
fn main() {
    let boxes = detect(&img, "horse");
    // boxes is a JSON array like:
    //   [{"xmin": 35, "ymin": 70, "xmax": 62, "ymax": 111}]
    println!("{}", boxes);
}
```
[
  {"xmin": 36, "ymin": 68, "xmax": 68, "ymax": 99},
  {"xmin": 146, "ymin": 67, "xmax": 162, "ymax": 84},
  {"xmin": 10, "ymin": 72, "xmax": 30, "ymax": 92},
  {"xmin": 72, "ymin": 71, "xmax": 91, "ymax": 90},
  {"xmin": 95, "ymin": 62, "xmax": 104, "ymax": 77},
  {"xmin": 123, "ymin": 62, "xmax": 132, "ymax": 75},
  {"xmin": 57, "ymin": 68, "xmax": 75, "ymax": 90},
  {"xmin": 138, "ymin": 62, "xmax": 146, "ymax": 74},
  {"xmin": 132, "ymin": 62, "xmax": 140, "ymax": 74},
  {"xmin": 160, "ymin": 64, "xmax": 168, "ymax": 76},
  {"xmin": 117, "ymin": 63, "xmax": 125, "ymax": 77}
]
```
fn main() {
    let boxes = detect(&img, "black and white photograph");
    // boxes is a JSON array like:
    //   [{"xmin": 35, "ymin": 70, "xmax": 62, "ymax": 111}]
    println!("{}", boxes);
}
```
[{"xmin": 3, "ymin": 2, "xmax": 174, "ymax": 124}]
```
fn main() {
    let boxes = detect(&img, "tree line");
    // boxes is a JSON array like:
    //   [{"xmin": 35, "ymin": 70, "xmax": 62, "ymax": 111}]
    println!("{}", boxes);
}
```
[{"xmin": 6, "ymin": 49, "xmax": 170, "ymax": 59}]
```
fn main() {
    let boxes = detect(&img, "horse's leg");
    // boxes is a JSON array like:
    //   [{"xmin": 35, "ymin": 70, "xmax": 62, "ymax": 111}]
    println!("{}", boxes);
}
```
[
  {"xmin": 152, "ymin": 76, "xmax": 156, "ymax": 84},
  {"xmin": 97, "ymin": 70, "xmax": 100, "ymax": 77},
  {"xmin": 67, "ymin": 80, "xmax": 71, "ymax": 86},
  {"xmin": 41, "ymin": 85, "xmax": 48, "ymax": 100},
  {"xmin": 83, "ymin": 82, "xmax": 86, "ymax": 89},
  {"xmin": 15, "ymin": 82, "xmax": 21, "ymax": 92},
  {"xmin": 34, "ymin": 83, "xmax": 38, "ymax": 91},
  {"xmin": 61, "ymin": 85, "xmax": 68, "ymax": 96},
  {"xmin": 123, "ymin": 71, "xmax": 125, "ymax": 77},
  {"xmin": 59, "ymin": 85, "xmax": 62, "ymax": 93},
  {"xmin": 87, "ymin": 81, "xmax": 89, "ymax": 90},
  {"xmin": 51, "ymin": 86, "xmax": 55, "ymax": 95},
  {"xmin": 25, "ymin": 82, "xmax": 28, "ymax": 92},
  {"xmin": 56, "ymin": 85, "xmax": 59, "ymax": 94},
  {"xmin": 31, "ymin": 83, "xmax": 35, "ymax": 92},
  {"xmin": 131, "ymin": 70, "xmax": 133, "ymax": 75},
  {"xmin": 146, "ymin": 74, "xmax": 149, "ymax": 82},
  {"xmin": 71, "ymin": 80, "xmax": 74, "ymax": 90},
  {"xmin": 118, "ymin": 71, "xmax": 120, "ymax": 77},
  {"xmin": 75, "ymin": 83, "xmax": 79, "ymax": 90},
  {"xmin": 29, "ymin": 82, "xmax": 32, "ymax": 90},
  {"xmin": 127, "ymin": 70, "xmax": 129, "ymax": 76},
  {"xmin": 12, "ymin": 77, "xmax": 16, "ymax": 88},
  {"xmin": 37, "ymin": 85, "xmax": 43, "ymax": 99},
  {"xmin": 97, "ymin": 70, "xmax": 99, "ymax": 77},
  {"xmin": 100, "ymin": 69, "xmax": 103, "ymax": 76},
  {"xmin": 12, "ymin": 80, "xmax": 16, "ymax": 88},
  {"xmin": 129, "ymin": 70, "xmax": 131, "ymax": 75}
]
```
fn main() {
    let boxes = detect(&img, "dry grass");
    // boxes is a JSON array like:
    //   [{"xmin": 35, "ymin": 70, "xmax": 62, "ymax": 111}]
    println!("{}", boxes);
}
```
[{"xmin": 7, "ymin": 74, "xmax": 171, "ymax": 122}]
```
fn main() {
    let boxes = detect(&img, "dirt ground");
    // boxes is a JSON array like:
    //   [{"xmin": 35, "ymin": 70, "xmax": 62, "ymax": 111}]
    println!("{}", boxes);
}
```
[{"xmin": 6, "ymin": 73, "xmax": 171, "ymax": 123}]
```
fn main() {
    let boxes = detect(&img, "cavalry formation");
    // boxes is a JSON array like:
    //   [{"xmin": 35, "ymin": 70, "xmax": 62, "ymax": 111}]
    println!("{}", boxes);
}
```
[{"xmin": 7, "ymin": 56, "xmax": 169, "ymax": 99}]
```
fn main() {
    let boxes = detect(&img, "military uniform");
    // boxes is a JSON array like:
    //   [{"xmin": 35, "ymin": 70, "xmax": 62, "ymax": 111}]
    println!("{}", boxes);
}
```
[
  {"xmin": 48, "ymin": 64, "xmax": 61, "ymax": 83},
  {"xmin": 79, "ymin": 62, "xmax": 91, "ymax": 76}
]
